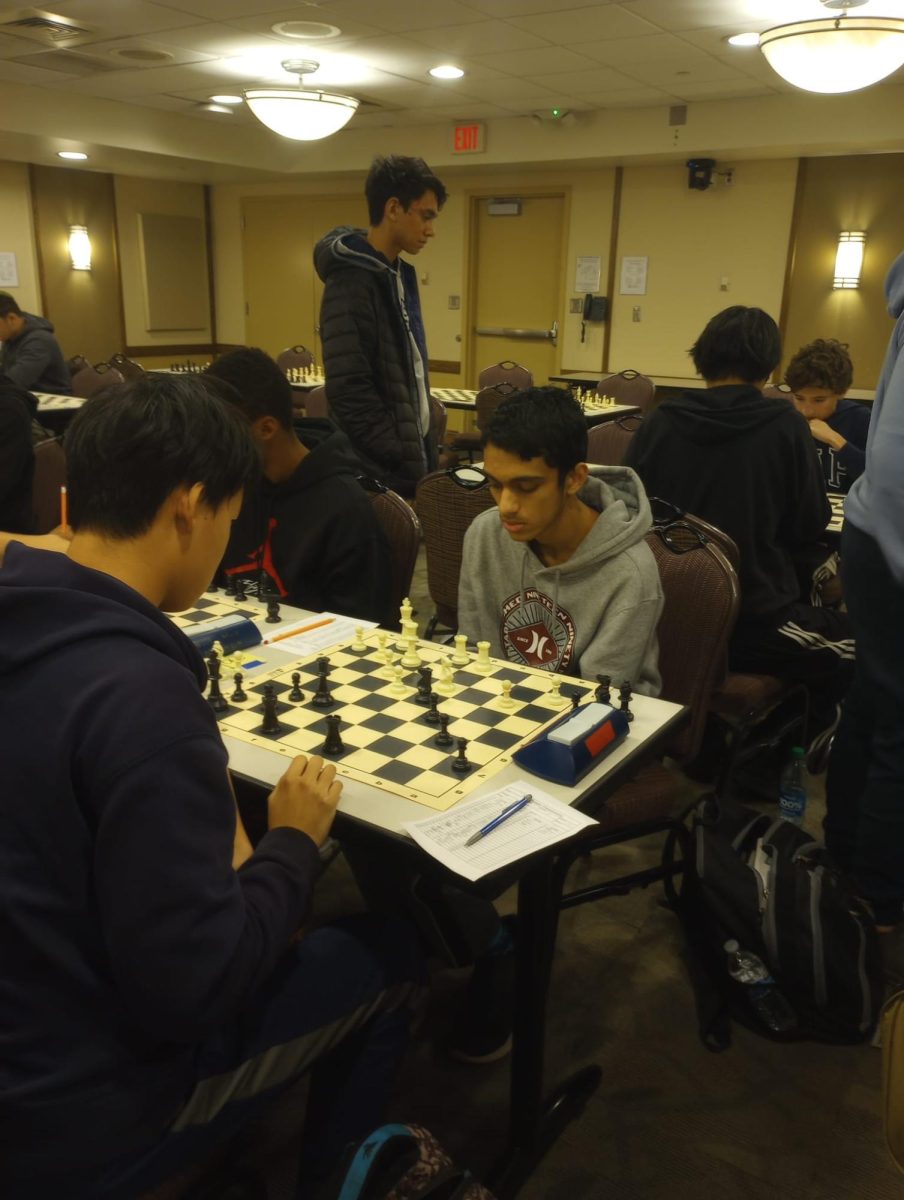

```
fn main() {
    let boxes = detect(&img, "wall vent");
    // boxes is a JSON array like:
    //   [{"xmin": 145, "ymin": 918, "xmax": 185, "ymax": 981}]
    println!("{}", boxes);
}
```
[{"xmin": 0, "ymin": 9, "xmax": 94, "ymax": 46}]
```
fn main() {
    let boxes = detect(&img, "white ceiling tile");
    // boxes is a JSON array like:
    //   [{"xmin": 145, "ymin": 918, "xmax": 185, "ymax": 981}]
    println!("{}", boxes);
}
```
[
  {"xmin": 623, "ymin": 55, "xmax": 746, "ymax": 86},
  {"xmin": 46, "ymin": 0, "xmax": 201, "ymax": 35},
  {"xmin": 407, "ymin": 20, "xmax": 549, "ymax": 57},
  {"xmin": 581, "ymin": 85, "xmax": 675, "ymax": 106},
  {"xmin": 143, "ymin": 0, "xmax": 290, "ymax": 17},
  {"xmin": 507, "ymin": 5, "xmax": 661, "ymax": 44},
  {"xmin": 461, "ymin": 0, "xmax": 620, "ymax": 14},
  {"xmin": 668, "ymin": 78, "xmax": 774, "ymax": 99},
  {"xmin": 447, "ymin": 77, "xmax": 561, "ymax": 104},
  {"xmin": 222, "ymin": 9, "xmax": 384, "ymax": 44},
  {"xmin": 532, "ymin": 66, "xmax": 645, "ymax": 95},
  {"xmin": 127, "ymin": 22, "xmax": 285, "ymax": 56},
  {"xmin": 579, "ymin": 33, "xmax": 717, "ymax": 66},
  {"xmin": 65, "ymin": 35, "xmax": 216, "ymax": 66},
  {"xmin": 291, "ymin": 0, "xmax": 488, "ymax": 34},
  {"xmin": 468, "ymin": 46, "xmax": 601, "ymax": 75}
]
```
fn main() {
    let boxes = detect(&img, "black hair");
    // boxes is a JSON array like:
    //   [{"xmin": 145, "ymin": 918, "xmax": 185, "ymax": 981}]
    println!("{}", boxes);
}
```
[
  {"xmin": 482, "ymin": 387, "xmax": 587, "ymax": 479},
  {"xmin": 205, "ymin": 347, "xmax": 294, "ymax": 430},
  {"xmin": 65, "ymin": 374, "xmax": 258, "ymax": 538},
  {"xmin": 365, "ymin": 155, "xmax": 448, "ymax": 226},
  {"xmin": 0, "ymin": 293, "xmax": 23, "ymax": 319},
  {"xmin": 690, "ymin": 306, "xmax": 781, "ymax": 383},
  {"xmin": 785, "ymin": 338, "xmax": 853, "ymax": 395}
]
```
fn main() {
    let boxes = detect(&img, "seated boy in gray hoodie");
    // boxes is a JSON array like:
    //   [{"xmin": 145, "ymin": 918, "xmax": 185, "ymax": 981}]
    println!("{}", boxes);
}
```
[{"xmin": 457, "ymin": 386, "xmax": 663, "ymax": 695}]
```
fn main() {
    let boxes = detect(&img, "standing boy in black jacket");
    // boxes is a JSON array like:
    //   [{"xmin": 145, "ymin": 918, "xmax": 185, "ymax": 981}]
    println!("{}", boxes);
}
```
[
  {"xmin": 0, "ymin": 374, "xmax": 421, "ymax": 1199},
  {"xmin": 625, "ymin": 306, "xmax": 853, "ymax": 769},
  {"xmin": 207, "ymin": 347, "xmax": 392, "ymax": 624},
  {"xmin": 315, "ymin": 155, "xmax": 446, "ymax": 498}
]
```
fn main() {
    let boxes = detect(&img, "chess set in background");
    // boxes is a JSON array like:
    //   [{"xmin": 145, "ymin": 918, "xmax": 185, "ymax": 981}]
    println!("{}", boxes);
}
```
[
  {"xmin": 286, "ymin": 365, "xmax": 326, "ymax": 386},
  {"xmin": 572, "ymin": 387, "xmax": 622, "ymax": 411}
]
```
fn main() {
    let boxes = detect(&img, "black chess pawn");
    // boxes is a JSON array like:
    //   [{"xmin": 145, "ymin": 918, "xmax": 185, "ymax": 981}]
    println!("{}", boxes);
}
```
[
  {"xmin": 208, "ymin": 576, "xmax": 219, "ymax": 594},
  {"xmin": 224, "ymin": 574, "xmax": 237, "ymax": 597},
  {"xmin": 424, "ymin": 692, "xmax": 442, "ymax": 725},
  {"xmin": 288, "ymin": 672, "xmax": 304, "ymax": 702},
  {"xmin": 233, "ymin": 577, "xmax": 246, "ymax": 601},
  {"xmin": 451, "ymin": 736, "xmax": 472, "ymax": 774},
  {"xmin": 570, "ymin": 689, "xmax": 581, "ymax": 710},
  {"xmin": 260, "ymin": 683, "xmax": 282, "ymax": 734},
  {"xmin": 265, "ymin": 594, "xmax": 281, "ymax": 624},
  {"xmin": 619, "ymin": 680, "xmax": 634, "ymax": 722},
  {"xmin": 321, "ymin": 714, "xmax": 344, "ymax": 756},
  {"xmin": 594, "ymin": 674, "xmax": 611, "ymax": 704},
  {"xmin": 434, "ymin": 713, "xmax": 453, "ymax": 748},
  {"xmin": 312, "ymin": 665, "xmax": 334, "ymax": 708},
  {"xmin": 231, "ymin": 671, "xmax": 247, "ymax": 702}
]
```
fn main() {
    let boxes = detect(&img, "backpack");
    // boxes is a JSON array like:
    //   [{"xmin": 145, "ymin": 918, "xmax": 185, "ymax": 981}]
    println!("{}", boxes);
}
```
[
  {"xmin": 332, "ymin": 1124, "xmax": 496, "ymax": 1200},
  {"xmin": 670, "ymin": 794, "xmax": 882, "ymax": 1050}
]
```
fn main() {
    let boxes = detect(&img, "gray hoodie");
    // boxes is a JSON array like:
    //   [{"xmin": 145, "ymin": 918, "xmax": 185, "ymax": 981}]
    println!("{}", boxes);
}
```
[
  {"xmin": 0, "ymin": 312, "xmax": 71, "ymax": 396},
  {"xmin": 846, "ymin": 249, "xmax": 904, "ymax": 583},
  {"xmin": 457, "ymin": 466, "xmax": 663, "ymax": 695}
]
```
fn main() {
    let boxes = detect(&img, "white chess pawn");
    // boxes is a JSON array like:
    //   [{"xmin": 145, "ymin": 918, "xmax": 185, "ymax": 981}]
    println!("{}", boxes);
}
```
[
  {"xmin": 351, "ymin": 626, "xmax": 367, "ymax": 652},
  {"xmin": 549, "ymin": 678, "xmax": 569, "ymax": 708},
  {"xmin": 401, "ymin": 634, "xmax": 421, "ymax": 670},
  {"xmin": 499, "ymin": 679, "xmax": 515, "ymax": 709},
  {"xmin": 389, "ymin": 665, "xmax": 408, "ymax": 696},
  {"xmin": 450, "ymin": 634, "xmax": 470, "ymax": 667},
  {"xmin": 434, "ymin": 655, "xmax": 456, "ymax": 696},
  {"xmin": 377, "ymin": 631, "xmax": 393, "ymax": 663},
  {"xmin": 474, "ymin": 640, "xmax": 492, "ymax": 675}
]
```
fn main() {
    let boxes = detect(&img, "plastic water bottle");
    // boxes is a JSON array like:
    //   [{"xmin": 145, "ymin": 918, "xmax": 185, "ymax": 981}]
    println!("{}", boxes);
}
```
[
  {"xmin": 723, "ymin": 939, "xmax": 798, "ymax": 1034},
  {"xmin": 779, "ymin": 745, "xmax": 808, "ymax": 825}
]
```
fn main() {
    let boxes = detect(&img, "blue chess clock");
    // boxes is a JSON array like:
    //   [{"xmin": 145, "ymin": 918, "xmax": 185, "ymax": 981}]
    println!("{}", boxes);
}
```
[{"xmin": 513, "ymin": 702, "xmax": 630, "ymax": 786}]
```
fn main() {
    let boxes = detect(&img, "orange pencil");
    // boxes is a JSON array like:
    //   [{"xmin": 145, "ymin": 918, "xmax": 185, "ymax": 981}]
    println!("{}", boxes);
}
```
[
  {"xmin": 263, "ymin": 617, "xmax": 334, "ymax": 645},
  {"xmin": 59, "ymin": 485, "xmax": 68, "ymax": 528}
]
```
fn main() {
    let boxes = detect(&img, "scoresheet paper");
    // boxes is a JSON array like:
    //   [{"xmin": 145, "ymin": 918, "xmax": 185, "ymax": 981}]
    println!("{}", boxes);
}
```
[
  {"xmin": 266, "ymin": 614, "xmax": 378, "ymax": 656},
  {"xmin": 403, "ymin": 779, "xmax": 597, "ymax": 881}
]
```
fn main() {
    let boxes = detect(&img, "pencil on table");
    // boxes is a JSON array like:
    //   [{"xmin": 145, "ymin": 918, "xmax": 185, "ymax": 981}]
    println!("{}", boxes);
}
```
[
  {"xmin": 263, "ymin": 617, "xmax": 334, "ymax": 645},
  {"xmin": 59, "ymin": 485, "xmax": 68, "ymax": 527}
]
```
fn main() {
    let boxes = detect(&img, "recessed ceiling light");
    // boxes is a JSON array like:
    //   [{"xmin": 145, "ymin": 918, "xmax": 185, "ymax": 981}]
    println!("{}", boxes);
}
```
[
  {"xmin": 726, "ymin": 32, "xmax": 761, "ymax": 47},
  {"xmin": 201, "ymin": 103, "xmax": 234, "ymax": 115},
  {"xmin": 57, "ymin": 151, "xmax": 88, "ymax": 160},
  {"xmin": 210, "ymin": 94, "xmax": 243, "ymax": 105},
  {"xmin": 111, "ymin": 47, "xmax": 173, "ymax": 63},
  {"xmin": 271, "ymin": 20, "xmax": 342, "ymax": 39},
  {"xmin": 429, "ymin": 64, "xmax": 465, "ymax": 80}
]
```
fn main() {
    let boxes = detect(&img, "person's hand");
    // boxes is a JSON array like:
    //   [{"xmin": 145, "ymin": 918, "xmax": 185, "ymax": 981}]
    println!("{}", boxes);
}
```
[
  {"xmin": 267, "ymin": 754, "xmax": 342, "ymax": 847},
  {"xmin": 808, "ymin": 419, "xmax": 846, "ymax": 450}
]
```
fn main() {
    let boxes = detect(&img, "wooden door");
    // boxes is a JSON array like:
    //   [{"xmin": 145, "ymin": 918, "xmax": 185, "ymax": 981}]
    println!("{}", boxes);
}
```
[{"xmin": 468, "ymin": 194, "xmax": 565, "ymax": 387}]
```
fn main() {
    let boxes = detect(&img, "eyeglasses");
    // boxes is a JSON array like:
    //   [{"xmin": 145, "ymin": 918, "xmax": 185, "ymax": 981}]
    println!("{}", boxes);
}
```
[
  {"xmin": 654, "ymin": 520, "xmax": 709, "ymax": 555},
  {"xmin": 448, "ymin": 465, "xmax": 490, "ymax": 491}
]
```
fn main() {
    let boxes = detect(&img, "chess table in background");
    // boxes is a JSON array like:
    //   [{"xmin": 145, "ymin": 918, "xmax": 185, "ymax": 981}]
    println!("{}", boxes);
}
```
[
  {"xmin": 212, "ymin": 629, "xmax": 594, "ymax": 810},
  {"xmin": 431, "ymin": 387, "xmax": 478, "ymax": 410},
  {"xmin": 35, "ymin": 392, "xmax": 86, "ymax": 412},
  {"xmin": 166, "ymin": 592, "xmax": 266, "ymax": 629},
  {"xmin": 286, "ymin": 368, "xmax": 326, "ymax": 390},
  {"xmin": 826, "ymin": 492, "xmax": 845, "ymax": 535}
]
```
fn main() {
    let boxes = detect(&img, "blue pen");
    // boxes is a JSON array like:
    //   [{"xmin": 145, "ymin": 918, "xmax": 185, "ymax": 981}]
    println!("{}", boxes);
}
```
[{"xmin": 464, "ymin": 794, "xmax": 533, "ymax": 847}]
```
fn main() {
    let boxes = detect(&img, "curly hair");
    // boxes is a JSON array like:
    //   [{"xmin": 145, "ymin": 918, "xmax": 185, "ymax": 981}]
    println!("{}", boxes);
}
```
[{"xmin": 785, "ymin": 338, "xmax": 853, "ymax": 394}]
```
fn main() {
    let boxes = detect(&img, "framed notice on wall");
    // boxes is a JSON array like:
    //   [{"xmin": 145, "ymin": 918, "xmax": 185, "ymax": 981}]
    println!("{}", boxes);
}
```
[
  {"xmin": 0, "ymin": 252, "xmax": 19, "ymax": 288},
  {"xmin": 619, "ymin": 255, "xmax": 648, "ymax": 295}
]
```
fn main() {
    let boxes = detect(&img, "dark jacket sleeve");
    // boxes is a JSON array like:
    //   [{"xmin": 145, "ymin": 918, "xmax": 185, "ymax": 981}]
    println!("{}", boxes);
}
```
[
  {"xmin": 316, "ymin": 510, "xmax": 393, "ymax": 624},
  {"xmin": 836, "ymin": 405, "xmax": 871, "ymax": 484},
  {"xmin": 320, "ymin": 271, "xmax": 404, "ymax": 471},
  {"xmin": 784, "ymin": 416, "xmax": 831, "ymax": 549},
  {"xmin": 5, "ymin": 331, "xmax": 55, "ymax": 391},
  {"xmin": 0, "ymin": 398, "xmax": 34, "ymax": 528}
]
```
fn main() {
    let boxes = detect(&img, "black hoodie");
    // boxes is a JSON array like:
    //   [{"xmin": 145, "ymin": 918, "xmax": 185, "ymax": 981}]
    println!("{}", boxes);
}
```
[
  {"xmin": 0, "ymin": 545, "xmax": 320, "ymax": 1172},
  {"xmin": 222, "ymin": 418, "xmax": 392, "ymax": 624},
  {"xmin": 0, "ymin": 377, "xmax": 36, "ymax": 532},
  {"xmin": 625, "ymin": 384, "xmax": 830, "ymax": 620}
]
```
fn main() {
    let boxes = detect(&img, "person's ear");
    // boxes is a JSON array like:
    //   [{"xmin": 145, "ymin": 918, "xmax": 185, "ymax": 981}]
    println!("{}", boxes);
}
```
[
  {"xmin": 251, "ymin": 415, "xmax": 279, "ymax": 441},
  {"xmin": 564, "ymin": 461, "xmax": 588, "ymax": 496},
  {"xmin": 172, "ymin": 483, "xmax": 205, "ymax": 536}
]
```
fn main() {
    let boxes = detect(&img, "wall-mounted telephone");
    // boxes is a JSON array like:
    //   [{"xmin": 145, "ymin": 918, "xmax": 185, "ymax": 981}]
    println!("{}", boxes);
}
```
[{"xmin": 581, "ymin": 294, "xmax": 608, "ymax": 342}]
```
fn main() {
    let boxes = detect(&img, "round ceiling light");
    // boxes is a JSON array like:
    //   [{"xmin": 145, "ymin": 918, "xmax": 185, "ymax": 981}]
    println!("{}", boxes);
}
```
[
  {"xmin": 271, "ymin": 21, "xmax": 342, "ymax": 39},
  {"xmin": 57, "ymin": 151, "xmax": 88, "ymax": 160},
  {"xmin": 726, "ymin": 32, "xmax": 761, "ymax": 47},
  {"xmin": 760, "ymin": 15, "xmax": 904, "ymax": 93},
  {"xmin": 209, "ymin": 94, "xmax": 243, "ymax": 105},
  {"xmin": 429, "ymin": 64, "xmax": 465, "ymax": 79},
  {"xmin": 244, "ymin": 60, "xmax": 358, "ymax": 140}
]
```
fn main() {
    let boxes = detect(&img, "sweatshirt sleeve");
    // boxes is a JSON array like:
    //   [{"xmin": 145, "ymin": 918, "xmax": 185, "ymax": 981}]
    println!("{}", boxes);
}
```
[
  {"xmin": 576, "ymin": 551, "xmax": 664, "ymax": 697},
  {"xmin": 91, "ymin": 731, "xmax": 321, "ymax": 1042},
  {"xmin": 836, "ymin": 440, "xmax": 866, "ymax": 484},
  {"xmin": 0, "ymin": 401, "xmax": 33, "ymax": 523},
  {"xmin": 783, "ymin": 416, "xmax": 831, "ymax": 549},
  {"xmin": 4, "ymin": 332, "xmax": 54, "ymax": 391},
  {"xmin": 835, "ymin": 405, "xmax": 871, "ymax": 484}
]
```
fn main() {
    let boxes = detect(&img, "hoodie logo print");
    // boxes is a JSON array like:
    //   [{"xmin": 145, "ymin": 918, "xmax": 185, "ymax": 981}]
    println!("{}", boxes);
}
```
[
  {"xmin": 501, "ymin": 589, "xmax": 576, "ymax": 671},
  {"xmin": 224, "ymin": 517, "xmax": 288, "ymax": 598}
]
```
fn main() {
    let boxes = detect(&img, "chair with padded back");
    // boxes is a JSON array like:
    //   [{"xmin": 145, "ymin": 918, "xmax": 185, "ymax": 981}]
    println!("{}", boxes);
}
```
[
  {"xmin": 277, "ymin": 345, "xmax": 315, "ymax": 373},
  {"xmin": 31, "ymin": 437, "xmax": 66, "ymax": 534},
  {"xmin": 477, "ymin": 360, "xmax": 533, "ymax": 391},
  {"xmin": 585, "ymin": 412, "xmax": 643, "ymax": 466},
  {"xmin": 301, "ymin": 385, "xmax": 329, "ymax": 420},
  {"xmin": 448, "ymin": 381, "xmax": 518, "ymax": 461},
  {"xmin": 414, "ymin": 469, "xmax": 496, "ymax": 638},
  {"xmin": 362, "ymin": 481, "xmax": 421, "ymax": 629},
  {"xmin": 108, "ymin": 352, "xmax": 144, "ymax": 379},
  {"xmin": 595, "ymin": 368, "xmax": 656, "ymax": 414},
  {"xmin": 556, "ymin": 517, "xmax": 741, "ymax": 910},
  {"xmin": 71, "ymin": 363, "xmax": 125, "ymax": 399},
  {"xmin": 429, "ymin": 392, "xmax": 458, "ymax": 470}
]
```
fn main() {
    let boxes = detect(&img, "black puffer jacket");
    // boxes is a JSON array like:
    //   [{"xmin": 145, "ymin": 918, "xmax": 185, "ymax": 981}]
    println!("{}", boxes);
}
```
[{"xmin": 314, "ymin": 226, "xmax": 436, "ymax": 498}]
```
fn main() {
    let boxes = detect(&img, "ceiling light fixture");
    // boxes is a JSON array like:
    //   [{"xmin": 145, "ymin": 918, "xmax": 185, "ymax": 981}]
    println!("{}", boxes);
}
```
[
  {"xmin": 429, "ymin": 64, "xmax": 465, "ymax": 79},
  {"xmin": 57, "ymin": 151, "xmax": 88, "ymax": 161},
  {"xmin": 209, "ymin": 94, "xmax": 243, "ymax": 105},
  {"xmin": 726, "ymin": 32, "xmax": 761, "ymax": 47},
  {"xmin": 244, "ymin": 59, "xmax": 358, "ymax": 141},
  {"xmin": 760, "ymin": 0, "xmax": 904, "ymax": 93}
]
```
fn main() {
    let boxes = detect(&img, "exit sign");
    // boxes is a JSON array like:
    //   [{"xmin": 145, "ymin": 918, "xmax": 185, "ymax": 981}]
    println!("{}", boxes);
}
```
[{"xmin": 452, "ymin": 122, "xmax": 486, "ymax": 154}]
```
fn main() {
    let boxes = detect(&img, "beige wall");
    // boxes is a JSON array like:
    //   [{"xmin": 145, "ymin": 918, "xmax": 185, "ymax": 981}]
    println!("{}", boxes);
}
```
[
  {"xmin": 0, "ymin": 161, "xmax": 40, "ymax": 313},
  {"xmin": 609, "ymin": 159, "xmax": 798, "ymax": 379},
  {"xmin": 782, "ymin": 155, "xmax": 904, "ymax": 390},
  {"xmin": 114, "ymin": 175, "xmax": 210, "ymax": 352}
]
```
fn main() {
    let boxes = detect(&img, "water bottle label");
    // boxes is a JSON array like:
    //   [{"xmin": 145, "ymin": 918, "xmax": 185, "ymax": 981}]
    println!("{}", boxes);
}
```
[{"xmin": 779, "ymin": 787, "xmax": 806, "ymax": 823}]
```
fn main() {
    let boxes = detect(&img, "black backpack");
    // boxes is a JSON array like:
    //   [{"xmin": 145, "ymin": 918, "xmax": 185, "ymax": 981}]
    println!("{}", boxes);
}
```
[{"xmin": 669, "ymin": 795, "xmax": 882, "ymax": 1050}]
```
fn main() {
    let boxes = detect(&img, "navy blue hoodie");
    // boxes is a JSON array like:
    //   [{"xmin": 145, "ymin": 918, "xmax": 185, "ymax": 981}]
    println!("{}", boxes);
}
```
[
  {"xmin": 0, "ymin": 545, "xmax": 320, "ymax": 1173},
  {"xmin": 817, "ymin": 397, "xmax": 871, "ymax": 493}
]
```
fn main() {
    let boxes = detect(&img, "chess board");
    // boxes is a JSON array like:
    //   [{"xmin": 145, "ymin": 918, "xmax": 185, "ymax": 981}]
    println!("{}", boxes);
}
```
[
  {"xmin": 167, "ymin": 592, "xmax": 264, "ymax": 629},
  {"xmin": 827, "ymin": 492, "xmax": 845, "ymax": 534},
  {"xmin": 212, "ymin": 630, "xmax": 591, "ymax": 810},
  {"xmin": 287, "ymin": 369, "xmax": 326, "ymax": 389}
]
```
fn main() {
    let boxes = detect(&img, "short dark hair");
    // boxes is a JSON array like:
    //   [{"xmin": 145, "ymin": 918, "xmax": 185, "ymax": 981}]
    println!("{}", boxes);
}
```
[
  {"xmin": 690, "ymin": 306, "xmax": 781, "ymax": 383},
  {"xmin": 784, "ymin": 338, "xmax": 853, "ymax": 395},
  {"xmin": 65, "ymin": 374, "xmax": 258, "ymax": 538},
  {"xmin": 0, "ymin": 294, "xmax": 23, "ymax": 319},
  {"xmin": 483, "ymin": 387, "xmax": 587, "ymax": 479},
  {"xmin": 206, "ymin": 347, "xmax": 293, "ymax": 430},
  {"xmin": 365, "ymin": 155, "xmax": 448, "ymax": 226}
]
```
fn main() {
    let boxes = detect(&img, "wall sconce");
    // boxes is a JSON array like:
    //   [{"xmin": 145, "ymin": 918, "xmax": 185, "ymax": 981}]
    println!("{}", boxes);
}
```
[
  {"xmin": 833, "ymin": 231, "xmax": 865, "ymax": 289},
  {"xmin": 68, "ymin": 225, "xmax": 92, "ymax": 271}
]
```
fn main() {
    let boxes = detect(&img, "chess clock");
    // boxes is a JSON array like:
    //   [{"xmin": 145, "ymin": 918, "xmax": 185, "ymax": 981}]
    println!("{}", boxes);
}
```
[{"xmin": 513, "ymin": 701, "xmax": 629, "ymax": 786}]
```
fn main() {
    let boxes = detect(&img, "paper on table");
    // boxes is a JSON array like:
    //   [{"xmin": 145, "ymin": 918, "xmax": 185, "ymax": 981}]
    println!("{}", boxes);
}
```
[
  {"xmin": 267, "ymin": 613, "xmax": 378, "ymax": 656},
  {"xmin": 403, "ymin": 779, "xmax": 597, "ymax": 882}
]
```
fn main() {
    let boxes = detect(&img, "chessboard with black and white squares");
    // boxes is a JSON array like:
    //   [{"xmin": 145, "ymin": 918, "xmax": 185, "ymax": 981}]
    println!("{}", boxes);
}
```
[
  {"xmin": 214, "ymin": 630, "xmax": 590, "ymax": 810},
  {"xmin": 168, "ymin": 592, "xmax": 264, "ymax": 628}
]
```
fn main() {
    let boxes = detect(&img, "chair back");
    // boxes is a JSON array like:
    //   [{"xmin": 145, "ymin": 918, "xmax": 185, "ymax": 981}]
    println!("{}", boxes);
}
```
[
  {"xmin": 31, "ymin": 437, "xmax": 67, "ymax": 534},
  {"xmin": 586, "ymin": 413, "xmax": 642, "ymax": 466},
  {"xmin": 478, "ymin": 360, "xmax": 533, "ymax": 391},
  {"xmin": 66, "ymin": 354, "xmax": 89, "ymax": 378},
  {"xmin": 428, "ymin": 392, "xmax": 448, "ymax": 446},
  {"xmin": 108, "ymin": 353, "xmax": 144, "ymax": 379},
  {"xmin": 596, "ymin": 369, "xmax": 656, "ymax": 413},
  {"xmin": 302, "ymin": 385, "xmax": 329, "ymax": 419},
  {"xmin": 645, "ymin": 518, "xmax": 740, "ymax": 762},
  {"xmin": 475, "ymin": 381, "xmax": 518, "ymax": 432},
  {"xmin": 364, "ymin": 484, "xmax": 421, "ymax": 628},
  {"xmin": 277, "ymin": 345, "xmax": 315, "ymax": 373},
  {"xmin": 415, "ymin": 470, "xmax": 496, "ymax": 629},
  {"xmin": 71, "ymin": 363, "xmax": 125, "ymax": 398}
]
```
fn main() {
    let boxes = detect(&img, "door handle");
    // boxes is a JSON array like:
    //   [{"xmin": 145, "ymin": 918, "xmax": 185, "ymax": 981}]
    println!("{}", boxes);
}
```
[{"xmin": 475, "ymin": 324, "xmax": 558, "ymax": 342}]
